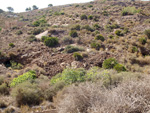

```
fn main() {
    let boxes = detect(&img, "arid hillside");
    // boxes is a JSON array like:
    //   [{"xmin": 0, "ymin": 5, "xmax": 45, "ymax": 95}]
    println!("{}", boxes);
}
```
[{"xmin": 0, "ymin": 0, "xmax": 150, "ymax": 112}]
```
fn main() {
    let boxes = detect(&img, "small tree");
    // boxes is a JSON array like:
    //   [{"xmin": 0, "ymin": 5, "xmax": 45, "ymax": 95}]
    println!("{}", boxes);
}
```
[
  {"xmin": 32, "ymin": 5, "xmax": 38, "ymax": 10},
  {"xmin": 0, "ymin": 9, "xmax": 4, "ymax": 13},
  {"xmin": 48, "ymin": 4, "xmax": 53, "ymax": 7},
  {"xmin": 25, "ymin": 8, "xmax": 29, "ymax": 12},
  {"xmin": 7, "ymin": 7, "xmax": 14, "ymax": 12}
]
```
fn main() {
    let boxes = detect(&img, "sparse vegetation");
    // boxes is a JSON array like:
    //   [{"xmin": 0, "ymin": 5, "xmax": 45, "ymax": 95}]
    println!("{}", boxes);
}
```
[{"xmin": 1, "ymin": 0, "xmax": 150, "ymax": 112}]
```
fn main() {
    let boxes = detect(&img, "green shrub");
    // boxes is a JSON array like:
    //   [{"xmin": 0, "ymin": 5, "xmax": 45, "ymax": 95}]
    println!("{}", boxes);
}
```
[
  {"xmin": 114, "ymin": 64, "xmax": 126, "ymax": 72},
  {"xmin": 32, "ymin": 21, "xmax": 40, "ymax": 27},
  {"xmin": 65, "ymin": 45, "xmax": 83, "ymax": 53},
  {"xmin": 132, "ymin": 46, "xmax": 138, "ymax": 53},
  {"xmin": 32, "ymin": 18, "xmax": 47, "ymax": 27},
  {"xmin": 90, "ymin": 41, "xmax": 101, "ymax": 50},
  {"xmin": 50, "ymin": 68, "xmax": 86, "ymax": 85},
  {"xmin": 0, "ymin": 83, "xmax": 9, "ymax": 95},
  {"xmin": 9, "ymin": 43, "xmax": 15, "ymax": 48},
  {"xmin": 10, "ymin": 70, "xmax": 36, "ymax": 87},
  {"xmin": 108, "ymin": 35, "xmax": 114, "ymax": 39},
  {"xmin": 102, "ymin": 10, "xmax": 109, "ymax": 16},
  {"xmin": 144, "ymin": 29, "xmax": 150, "ymax": 39},
  {"xmin": 80, "ymin": 14, "xmax": 87, "ymax": 20},
  {"xmin": 0, "ymin": 27, "xmax": 2, "ymax": 31},
  {"xmin": 54, "ymin": 11, "xmax": 61, "ymax": 16},
  {"xmin": 44, "ymin": 37, "xmax": 58, "ymax": 47},
  {"xmin": 16, "ymin": 30, "xmax": 23, "ymax": 35},
  {"xmin": 121, "ymin": 7, "xmax": 141, "ymax": 16},
  {"xmin": 73, "ymin": 52, "xmax": 83, "ymax": 61},
  {"xmin": 115, "ymin": 30, "xmax": 123, "ymax": 36},
  {"xmin": 41, "ymin": 36, "xmax": 48, "ymax": 42},
  {"xmin": 82, "ymin": 25, "xmax": 94, "ymax": 32},
  {"xmin": 88, "ymin": 15, "xmax": 93, "ymax": 20},
  {"xmin": 93, "ymin": 24, "xmax": 100, "ymax": 30},
  {"xmin": 102, "ymin": 58, "xmax": 118, "ymax": 69},
  {"xmin": 71, "ymin": 25, "xmax": 81, "ymax": 31},
  {"xmin": 95, "ymin": 34, "xmax": 105, "ymax": 41},
  {"xmin": 105, "ymin": 23, "xmax": 119, "ymax": 32},
  {"xmin": 69, "ymin": 30, "xmax": 78, "ymax": 38},
  {"xmin": 88, "ymin": 5, "xmax": 93, "ymax": 8},
  {"xmin": 139, "ymin": 37, "xmax": 147, "ymax": 45},
  {"xmin": 12, "ymin": 82, "xmax": 43, "ymax": 106}
]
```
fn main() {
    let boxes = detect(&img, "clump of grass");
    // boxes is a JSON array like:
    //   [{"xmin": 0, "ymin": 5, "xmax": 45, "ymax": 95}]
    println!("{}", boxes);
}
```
[
  {"xmin": 95, "ymin": 34, "xmax": 105, "ymax": 41},
  {"xmin": 64, "ymin": 45, "xmax": 84, "ymax": 53},
  {"xmin": 80, "ymin": 14, "xmax": 87, "ymax": 20},
  {"xmin": 9, "ymin": 43, "xmax": 15, "ymax": 48},
  {"xmin": 73, "ymin": 52, "xmax": 83, "ymax": 61},
  {"xmin": 28, "ymin": 35, "xmax": 37, "ymax": 42},
  {"xmin": 115, "ymin": 30, "xmax": 123, "ymax": 36},
  {"xmin": 82, "ymin": 25, "xmax": 94, "ymax": 32},
  {"xmin": 88, "ymin": 15, "xmax": 93, "ymax": 20},
  {"xmin": 90, "ymin": 41, "xmax": 101, "ymax": 50},
  {"xmin": 0, "ymin": 83, "xmax": 9, "ymax": 95},
  {"xmin": 139, "ymin": 37, "xmax": 147, "ymax": 45},
  {"xmin": 121, "ymin": 7, "xmax": 141, "ymax": 16},
  {"xmin": 69, "ymin": 30, "xmax": 78, "ymax": 38},
  {"xmin": 71, "ymin": 25, "xmax": 81, "ymax": 31},
  {"xmin": 144, "ymin": 29, "xmax": 150, "ymax": 39}
]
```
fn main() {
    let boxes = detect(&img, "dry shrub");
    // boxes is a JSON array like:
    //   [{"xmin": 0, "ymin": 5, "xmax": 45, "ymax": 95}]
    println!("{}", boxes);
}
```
[
  {"xmin": 133, "ymin": 56, "xmax": 150, "ymax": 65},
  {"xmin": 11, "ymin": 81, "xmax": 43, "ymax": 107},
  {"xmin": 56, "ymin": 74, "xmax": 150, "ymax": 113}
]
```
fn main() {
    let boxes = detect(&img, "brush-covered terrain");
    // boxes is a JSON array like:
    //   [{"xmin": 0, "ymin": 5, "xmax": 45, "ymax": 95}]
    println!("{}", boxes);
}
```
[{"xmin": 0, "ymin": 0, "xmax": 150, "ymax": 112}]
